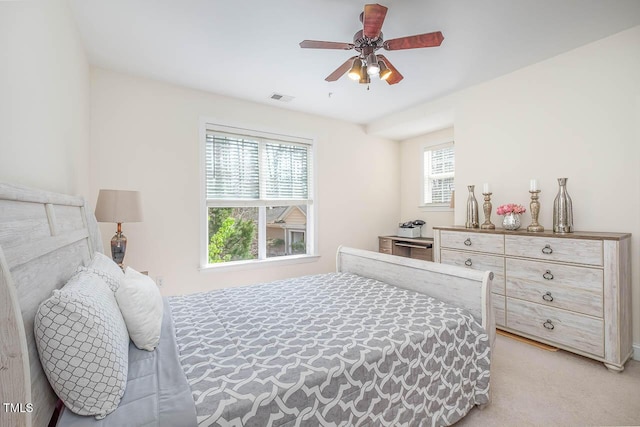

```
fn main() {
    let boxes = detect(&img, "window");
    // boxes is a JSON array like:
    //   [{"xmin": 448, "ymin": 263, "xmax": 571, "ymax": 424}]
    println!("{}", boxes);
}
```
[
  {"xmin": 202, "ymin": 124, "xmax": 314, "ymax": 266},
  {"xmin": 423, "ymin": 142, "xmax": 454, "ymax": 207}
]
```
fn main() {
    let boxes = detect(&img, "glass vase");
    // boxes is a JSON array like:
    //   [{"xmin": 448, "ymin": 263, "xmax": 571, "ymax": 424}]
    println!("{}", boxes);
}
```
[
  {"xmin": 553, "ymin": 177, "xmax": 574, "ymax": 233},
  {"xmin": 502, "ymin": 213, "xmax": 521, "ymax": 230},
  {"xmin": 465, "ymin": 185, "xmax": 479, "ymax": 228}
]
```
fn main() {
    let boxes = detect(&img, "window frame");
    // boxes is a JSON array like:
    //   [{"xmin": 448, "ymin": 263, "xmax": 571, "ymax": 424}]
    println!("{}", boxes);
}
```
[
  {"xmin": 420, "ymin": 140, "xmax": 455, "ymax": 211},
  {"xmin": 199, "ymin": 119, "xmax": 318, "ymax": 271}
]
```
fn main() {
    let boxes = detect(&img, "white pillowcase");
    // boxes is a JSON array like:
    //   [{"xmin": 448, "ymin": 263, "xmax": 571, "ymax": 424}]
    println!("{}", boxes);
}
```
[
  {"xmin": 79, "ymin": 252, "xmax": 125, "ymax": 292},
  {"xmin": 34, "ymin": 271, "xmax": 129, "ymax": 419},
  {"xmin": 116, "ymin": 267, "xmax": 163, "ymax": 351}
]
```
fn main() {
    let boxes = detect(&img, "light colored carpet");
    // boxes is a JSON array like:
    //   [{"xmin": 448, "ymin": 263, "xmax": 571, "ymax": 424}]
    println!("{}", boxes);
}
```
[{"xmin": 457, "ymin": 334, "xmax": 640, "ymax": 426}]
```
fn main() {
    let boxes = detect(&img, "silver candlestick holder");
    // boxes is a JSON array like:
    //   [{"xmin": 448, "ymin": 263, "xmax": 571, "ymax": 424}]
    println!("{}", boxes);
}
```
[
  {"xmin": 481, "ymin": 193, "xmax": 495, "ymax": 229},
  {"xmin": 527, "ymin": 190, "xmax": 544, "ymax": 232}
]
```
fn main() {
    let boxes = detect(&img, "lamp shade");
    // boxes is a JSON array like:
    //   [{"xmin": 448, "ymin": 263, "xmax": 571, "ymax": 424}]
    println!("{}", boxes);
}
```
[
  {"xmin": 95, "ymin": 189, "xmax": 143, "ymax": 223},
  {"xmin": 379, "ymin": 60, "xmax": 392, "ymax": 80},
  {"xmin": 348, "ymin": 58, "xmax": 363, "ymax": 80},
  {"xmin": 366, "ymin": 53, "xmax": 379, "ymax": 75}
]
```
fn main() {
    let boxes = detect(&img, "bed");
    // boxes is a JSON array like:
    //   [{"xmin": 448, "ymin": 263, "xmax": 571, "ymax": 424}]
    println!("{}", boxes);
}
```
[{"xmin": 0, "ymin": 183, "xmax": 494, "ymax": 427}]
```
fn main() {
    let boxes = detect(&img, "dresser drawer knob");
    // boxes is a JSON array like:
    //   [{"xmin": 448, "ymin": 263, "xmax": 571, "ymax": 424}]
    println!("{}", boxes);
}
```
[
  {"xmin": 464, "ymin": 258, "xmax": 473, "ymax": 266},
  {"xmin": 543, "ymin": 319, "xmax": 555, "ymax": 330},
  {"xmin": 543, "ymin": 270, "xmax": 554, "ymax": 280},
  {"xmin": 541, "ymin": 244, "xmax": 553, "ymax": 254},
  {"xmin": 464, "ymin": 238, "xmax": 472, "ymax": 246},
  {"xmin": 542, "ymin": 291, "xmax": 554, "ymax": 302}
]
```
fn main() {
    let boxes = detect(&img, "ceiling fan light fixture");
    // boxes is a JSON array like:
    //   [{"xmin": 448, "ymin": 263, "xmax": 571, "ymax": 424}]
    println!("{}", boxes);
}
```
[
  {"xmin": 303, "ymin": 4, "xmax": 439, "ymax": 86},
  {"xmin": 348, "ymin": 58, "xmax": 363, "ymax": 80},
  {"xmin": 366, "ymin": 53, "xmax": 380, "ymax": 75},
  {"xmin": 359, "ymin": 65, "xmax": 370, "ymax": 84},
  {"xmin": 379, "ymin": 60, "xmax": 392, "ymax": 80}
]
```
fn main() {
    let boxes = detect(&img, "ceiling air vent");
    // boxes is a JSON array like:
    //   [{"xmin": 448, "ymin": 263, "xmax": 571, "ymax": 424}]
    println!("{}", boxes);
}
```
[{"xmin": 269, "ymin": 93, "xmax": 295, "ymax": 103}]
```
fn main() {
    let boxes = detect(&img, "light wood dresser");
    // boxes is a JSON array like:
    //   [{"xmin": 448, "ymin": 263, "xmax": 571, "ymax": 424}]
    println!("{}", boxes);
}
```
[{"xmin": 433, "ymin": 226, "xmax": 632, "ymax": 371}]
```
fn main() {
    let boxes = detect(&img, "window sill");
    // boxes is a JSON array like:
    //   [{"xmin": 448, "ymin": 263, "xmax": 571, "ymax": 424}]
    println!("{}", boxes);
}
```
[
  {"xmin": 419, "ymin": 205, "xmax": 454, "ymax": 212},
  {"xmin": 199, "ymin": 254, "xmax": 321, "ymax": 273}
]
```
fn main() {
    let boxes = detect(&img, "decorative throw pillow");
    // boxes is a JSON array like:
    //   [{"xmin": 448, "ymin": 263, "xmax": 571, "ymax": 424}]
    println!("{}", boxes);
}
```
[
  {"xmin": 116, "ymin": 267, "xmax": 163, "ymax": 351},
  {"xmin": 78, "ymin": 252, "xmax": 124, "ymax": 292},
  {"xmin": 34, "ymin": 271, "xmax": 130, "ymax": 419}
]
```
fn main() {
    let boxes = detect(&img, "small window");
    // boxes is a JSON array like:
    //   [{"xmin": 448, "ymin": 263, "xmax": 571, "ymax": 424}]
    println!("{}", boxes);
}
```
[
  {"xmin": 202, "ymin": 124, "xmax": 314, "ymax": 266},
  {"xmin": 423, "ymin": 142, "xmax": 454, "ymax": 207}
]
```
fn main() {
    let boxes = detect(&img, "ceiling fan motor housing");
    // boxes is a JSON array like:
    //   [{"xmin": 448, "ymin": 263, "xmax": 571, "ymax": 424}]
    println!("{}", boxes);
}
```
[{"xmin": 353, "ymin": 29, "xmax": 384, "ymax": 54}]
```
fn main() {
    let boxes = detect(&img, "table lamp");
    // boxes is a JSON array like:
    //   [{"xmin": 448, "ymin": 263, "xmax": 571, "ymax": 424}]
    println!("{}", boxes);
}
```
[{"xmin": 95, "ymin": 189, "xmax": 143, "ymax": 267}]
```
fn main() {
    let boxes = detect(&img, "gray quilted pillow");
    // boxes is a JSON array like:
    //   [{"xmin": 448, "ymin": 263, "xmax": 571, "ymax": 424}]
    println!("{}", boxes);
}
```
[
  {"xmin": 34, "ymin": 271, "xmax": 129, "ymax": 419},
  {"xmin": 78, "ymin": 252, "xmax": 124, "ymax": 292}
]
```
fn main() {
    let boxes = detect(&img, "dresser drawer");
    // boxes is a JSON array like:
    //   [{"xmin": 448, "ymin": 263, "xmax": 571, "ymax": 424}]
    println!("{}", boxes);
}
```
[
  {"xmin": 506, "ymin": 298, "xmax": 604, "ymax": 357},
  {"xmin": 411, "ymin": 247, "xmax": 433, "ymax": 261},
  {"xmin": 493, "ymin": 293, "xmax": 505, "ymax": 327},
  {"xmin": 505, "ymin": 235, "xmax": 602, "ymax": 266},
  {"xmin": 379, "ymin": 237, "xmax": 392, "ymax": 251},
  {"xmin": 506, "ymin": 259, "xmax": 603, "ymax": 317},
  {"xmin": 440, "ymin": 231, "xmax": 504, "ymax": 255},
  {"xmin": 441, "ymin": 249, "xmax": 505, "ymax": 295}
]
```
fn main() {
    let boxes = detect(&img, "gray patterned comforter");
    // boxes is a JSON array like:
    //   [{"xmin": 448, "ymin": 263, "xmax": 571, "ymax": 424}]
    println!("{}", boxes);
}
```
[{"xmin": 168, "ymin": 272, "xmax": 490, "ymax": 427}]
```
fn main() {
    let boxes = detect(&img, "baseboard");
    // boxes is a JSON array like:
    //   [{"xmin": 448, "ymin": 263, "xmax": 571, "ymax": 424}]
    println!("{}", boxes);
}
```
[
  {"xmin": 634, "ymin": 344, "xmax": 640, "ymax": 361},
  {"xmin": 497, "ymin": 330, "xmax": 558, "ymax": 352}
]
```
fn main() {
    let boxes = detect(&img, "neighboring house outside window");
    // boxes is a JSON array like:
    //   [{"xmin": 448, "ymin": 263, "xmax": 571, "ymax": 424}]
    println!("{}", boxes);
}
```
[
  {"xmin": 423, "ymin": 142, "xmax": 454, "ymax": 208},
  {"xmin": 266, "ymin": 206, "xmax": 307, "ymax": 256},
  {"xmin": 201, "ymin": 123, "xmax": 315, "ymax": 267}
]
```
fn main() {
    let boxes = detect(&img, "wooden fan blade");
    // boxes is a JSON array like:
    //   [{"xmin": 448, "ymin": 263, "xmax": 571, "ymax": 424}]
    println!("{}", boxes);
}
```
[
  {"xmin": 377, "ymin": 55, "xmax": 403, "ymax": 85},
  {"xmin": 363, "ymin": 4, "xmax": 388, "ymax": 39},
  {"xmin": 384, "ymin": 31, "xmax": 444, "ymax": 51},
  {"xmin": 325, "ymin": 56, "xmax": 358, "ymax": 82},
  {"xmin": 300, "ymin": 40, "xmax": 355, "ymax": 50}
]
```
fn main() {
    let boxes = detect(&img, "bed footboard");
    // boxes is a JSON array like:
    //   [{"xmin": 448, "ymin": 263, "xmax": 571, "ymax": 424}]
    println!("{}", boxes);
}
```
[{"xmin": 336, "ymin": 246, "xmax": 495, "ymax": 343}]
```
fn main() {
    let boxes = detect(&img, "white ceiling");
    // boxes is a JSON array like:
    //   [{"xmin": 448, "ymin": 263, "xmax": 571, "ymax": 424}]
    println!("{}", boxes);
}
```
[{"xmin": 69, "ymin": 0, "xmax": 640, "ymax": 127}]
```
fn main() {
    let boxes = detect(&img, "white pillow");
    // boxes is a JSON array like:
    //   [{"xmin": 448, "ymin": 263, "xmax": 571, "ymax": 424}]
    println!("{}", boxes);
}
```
[
  {"xmin": 116, "ymin": 267, "xmax": 163, "ymax": 351},
  {"xmin": 79, "ymin": 252, "xmax": 124, "ymax": 292},
  {"xmin": 34, "ymin": 271, "xmax": 129, "ymax": 419}
]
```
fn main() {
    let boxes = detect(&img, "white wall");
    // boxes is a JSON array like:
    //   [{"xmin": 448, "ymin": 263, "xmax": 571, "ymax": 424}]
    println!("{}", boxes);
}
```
[
  {"xmin": 399, "ymin": 127, "xmax": 454, "ymax": 237},
  {"xmin": 90, "ymin": 68, "xmax": 400, "ymax": 295},
  {"xmin": 0, "ymin": 0, "xmax": 90, "ymax": 195},
  {"xmin": 399, "ymin": 27, "xmax": 640, "ymax": 346}
]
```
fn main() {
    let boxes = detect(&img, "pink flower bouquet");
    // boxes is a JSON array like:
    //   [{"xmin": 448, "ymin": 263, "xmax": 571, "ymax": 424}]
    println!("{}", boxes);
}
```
[{"xmin": 496, "ymin": 203, "xmax": 526, "ymax": 215}]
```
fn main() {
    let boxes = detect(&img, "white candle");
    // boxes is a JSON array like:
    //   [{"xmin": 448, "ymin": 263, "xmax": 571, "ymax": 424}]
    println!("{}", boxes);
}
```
[
  {"xmin": 483, "ymin": 183, "xmax": 490, "ymax": 193},
  {"xmin": 530, "ymin": 179, "xmax": 538, "ymax": 191}
]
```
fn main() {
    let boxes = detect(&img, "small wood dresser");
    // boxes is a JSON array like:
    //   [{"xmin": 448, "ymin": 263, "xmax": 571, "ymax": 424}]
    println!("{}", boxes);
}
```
[
  {"xmin": 433, "ymin": 226, "xmax": 632, "ymax": 371},
  {"xmin": 379, "ymin": 236, "xmax": 433, "ymax": 262}
]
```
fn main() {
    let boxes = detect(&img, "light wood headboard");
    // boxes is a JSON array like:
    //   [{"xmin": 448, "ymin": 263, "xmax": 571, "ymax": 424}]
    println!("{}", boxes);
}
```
[{"xmin": 0, "ymin": 184, "xmax": 102, "ymax": 427}]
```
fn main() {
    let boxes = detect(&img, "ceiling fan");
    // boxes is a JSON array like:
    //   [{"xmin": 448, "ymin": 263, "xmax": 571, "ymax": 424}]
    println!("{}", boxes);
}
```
[{"xmin": 299, "ymin": 3, "xmax": 444, "ymax": 86}]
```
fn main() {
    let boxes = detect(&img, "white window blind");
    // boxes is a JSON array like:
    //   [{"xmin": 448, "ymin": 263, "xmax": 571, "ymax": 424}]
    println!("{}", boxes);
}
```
[
  {"xmin": 264, "ymin": 143, "xmax": 308, "ymax": 199},
  {"xmin": 205, "ymin": 130, "xmax": 312, "ymax": 205},
  {"xmin": 206, "ymin": 135, "xmax": 259, "ymax": 199},
  {"xmin": 424, "ymin": 143, "xmax": 454, "ymax": 205}
]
